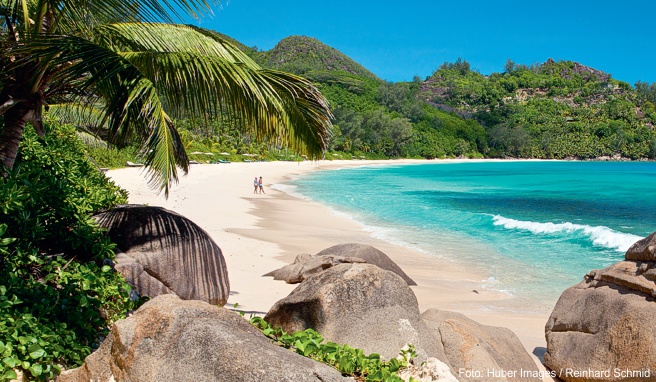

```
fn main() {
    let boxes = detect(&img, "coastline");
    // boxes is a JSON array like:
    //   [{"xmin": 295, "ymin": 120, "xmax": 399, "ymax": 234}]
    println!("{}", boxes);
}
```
[{"xmin": 107, "ymin": 159, "xmax": 554, "ymax": 367}]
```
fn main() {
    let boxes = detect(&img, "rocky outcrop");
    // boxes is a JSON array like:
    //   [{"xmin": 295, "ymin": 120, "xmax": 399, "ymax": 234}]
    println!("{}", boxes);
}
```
[
  {"xmin": 421, "ymin": 310, "xmax": 541, "ymax": 382},
  {"xmin": 265, "ymin": 263, "xmax": 444, "ymax": 362},
  {"xmin": 544, "ymin": 233, "xmax": 656, "ymax": 381},
  {"xmin": 58, "ymin": 295, "xmax": 348, "ymax": 382},
  {"xmin": 625, "ymin": 231, "xmax": 656, "ymax": 262},
  {"xmin": 95, "ymin": 205, "xmax": 229, "ymax": 306},
  {"xmin": 263, "ymin": 253, "xmax": 366, "ymax": 283},
  {"xmin": 314, "ymin": 243, "xmax": 417, "ymax": 285}
]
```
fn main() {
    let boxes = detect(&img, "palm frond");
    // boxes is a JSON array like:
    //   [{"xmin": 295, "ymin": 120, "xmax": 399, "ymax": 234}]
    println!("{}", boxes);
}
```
[
  {"xmin": 21, "ymin": 23, "xmax": 333, "ymax": 194},
  {"xmin": 137, "ymin": 82, "xmax": 189, "ymax": 196},
  {"xmin": 257, "ymin": 69, "xmax": 333, "ymax": 157},
  {"xmin": 48, "ymin": 103, "xmax": 109, "ymax": 130},
  {"xmin": 95, "ymin": 23, "xmax": 257, "ymax": 67}
]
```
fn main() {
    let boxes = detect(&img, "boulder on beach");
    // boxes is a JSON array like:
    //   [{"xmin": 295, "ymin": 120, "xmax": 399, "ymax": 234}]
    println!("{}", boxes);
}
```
[
  {"xmin": 265, "ymin": 263, "xmax": 444, "ymax": 363},
  {"xmin": 263, "ymin": 253, "xmax": 366, "ymax": 283},
  {"xmin": 421, "ymin": 309, "xmax": 541, "ymax": 382},
  {"xmin": 315, "ymin": 243, "xmax": 417, "ymax": 285},
  {"xmin": 544, "ymin": 233, "xmax": 656, "ymax": 381},
  {"xmin": 57, "ymin": 295, "xmax": 348, "ymax": 382},
  {"xmin": 95, "ymin": 204, "xmax": 230, "ymax": 306}
]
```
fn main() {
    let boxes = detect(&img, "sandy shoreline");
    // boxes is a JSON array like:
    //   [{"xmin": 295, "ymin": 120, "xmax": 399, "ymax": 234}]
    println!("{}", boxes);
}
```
[{"xmin": 107, "ymin": 159, "xmax": 555, "ymax": 369}]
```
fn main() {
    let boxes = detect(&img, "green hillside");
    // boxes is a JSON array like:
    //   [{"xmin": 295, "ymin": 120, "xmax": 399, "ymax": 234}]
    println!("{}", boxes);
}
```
[
  {"xmin": 422, "ymin": 58, "xmax": 656, "ymax": 159},
  {"xmin": 239, "ymin": 35, "xmax": 483, "ymax": 159},
  {"xmin": 174, "ymin": 33, "xmax": 656, "ymax": 161},
  {"xmin": 253, "ymin": 35, "xmax": 379, "ymax": 80},
  {"xmin": 245, "ymin": 35, "xmax": 656, "ymax": 160}
]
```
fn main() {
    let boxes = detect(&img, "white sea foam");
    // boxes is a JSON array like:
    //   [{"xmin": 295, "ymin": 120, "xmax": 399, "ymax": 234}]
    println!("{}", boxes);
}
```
[
  {"xmin": 492, "ymin": 215, "xmax": 643, "ymax": 252},
  {"xmin": 270, "ymin": 183, "xmax": 308, "ymax": 200}
]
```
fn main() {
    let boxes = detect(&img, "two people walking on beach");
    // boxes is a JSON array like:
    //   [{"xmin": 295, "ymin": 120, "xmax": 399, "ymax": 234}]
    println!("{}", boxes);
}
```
[{"xmin": 253, "ymin": 176, "xmax": 265, "ymax": 194}]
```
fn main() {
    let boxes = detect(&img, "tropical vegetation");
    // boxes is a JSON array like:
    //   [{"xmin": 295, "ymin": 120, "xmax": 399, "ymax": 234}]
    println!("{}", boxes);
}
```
[
  {"xmin": 230, "ymin": 36, "xmax": 656, "ymax": 161},
  {"xmin": 0, "ymin": 0, "xmax": 333, "ymax": 379},
  {"xmin": 0, "ymin": 122, "xmax": 140, "ymax": 380},
  {"xmin": 251, "ymin": 317, "xmax": 417, "ymax": 382},
  {"xmin": 0, "ymin": 0, "xmax": 332, "ymax": 196},
  {"xmin": 2, "ymin": 1, "xmax": 656, "ymax": 378}
]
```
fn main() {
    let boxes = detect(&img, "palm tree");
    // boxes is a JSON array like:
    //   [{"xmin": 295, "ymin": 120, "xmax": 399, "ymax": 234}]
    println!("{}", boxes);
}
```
[{"xmin": 0, "ymin": 0, "xmax": 332, "ymax": 195}]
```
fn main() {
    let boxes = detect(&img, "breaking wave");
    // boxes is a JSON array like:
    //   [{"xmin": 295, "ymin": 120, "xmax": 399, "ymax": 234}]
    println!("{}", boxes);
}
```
[{"xmin": 492, "ymin": 215, "xmax": 643, "ymax": 252}]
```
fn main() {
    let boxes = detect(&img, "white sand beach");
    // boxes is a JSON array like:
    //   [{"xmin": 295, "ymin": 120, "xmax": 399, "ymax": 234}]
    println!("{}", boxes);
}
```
[{"xmin": 107, "ymin": 159, "xmax": 554, "ymax": 370}]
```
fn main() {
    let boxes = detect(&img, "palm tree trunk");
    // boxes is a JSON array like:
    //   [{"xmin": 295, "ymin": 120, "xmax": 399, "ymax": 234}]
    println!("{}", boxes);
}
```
[{"xmin": 0, "ymin": 108, "xmax": 27, "ymax": 171}]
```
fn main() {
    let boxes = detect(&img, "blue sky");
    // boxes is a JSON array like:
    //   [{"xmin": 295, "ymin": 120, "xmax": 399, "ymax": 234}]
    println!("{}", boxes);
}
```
[{"xmin": 188, "ymin": 0, "xmax": 655, "ymax": 85}]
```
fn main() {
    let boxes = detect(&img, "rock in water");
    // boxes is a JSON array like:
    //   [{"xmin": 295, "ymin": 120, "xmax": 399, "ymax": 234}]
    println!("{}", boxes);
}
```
[
  {"xmin": 57, "ymin": 295, "xmax": 348, "ymax": 382},
  {"xmin": 315, "ymin": 243, "xmax": 417, "ymax": 285},
  {"xmin": 626, "ymin": 231, "xmax": 656, "ymax": 261},
  {"xmin": 265, "ymin": 263, "xmax": 443, "ymax": 362},
  {"xmin": 421, "ymin": 309, "xmax": 541, "ymax": 382},
  {"xmin": 95, "ymin": 204, "xmax": 229, "ymax": 306}
]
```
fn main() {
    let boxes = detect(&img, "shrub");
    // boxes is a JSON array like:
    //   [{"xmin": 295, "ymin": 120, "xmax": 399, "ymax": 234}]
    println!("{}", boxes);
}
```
[
  {"xmin": 86, "ymin": 145, "xmax": 139, "ymax": 169},
  {"xmin": 0, "ymin": 121, "xmax": 139, "ymax": 381},
  {"xmin": 250, "ymin": 317, "xmax": 416, "ymax": 382}
]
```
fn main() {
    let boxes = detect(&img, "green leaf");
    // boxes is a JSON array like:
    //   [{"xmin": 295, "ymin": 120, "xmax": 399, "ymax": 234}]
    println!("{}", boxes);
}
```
[
  {"xmin": 101, "ymin": 265, "xmax": 112, "ymax": 272},
  {"xmin": 28, "ymin": 344, "xmax": 46, "ymax": 359},
  {"xmin": 29, "ymin": 363, "xmax": 43, "ymax": 377},
  {"xmin": 79, "ymin": 295, "xmax": 88, "ymax": 307},
  {"xmin": 367, "ymin": 353, "xmax": 381, "ymax": 361},
  {"xmin": 3, "ymin": 356, "xmax": 20, "ymax": 368},
  {"xmin": 2, "ymin": 370, "xmax": 17, "ymax": 380},
  {"xmin": 294, "ymin": 340, "xmax": 305, "ymax": 353}
]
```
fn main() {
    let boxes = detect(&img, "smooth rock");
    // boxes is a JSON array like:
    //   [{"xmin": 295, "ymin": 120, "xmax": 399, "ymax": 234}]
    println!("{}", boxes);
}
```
[
  {"xmin": 421, "ymin": 309, "xmax": 541, "ymax": 382},
  {"xmin": 58, "ymin": 295, "xmax": 348, "ymax": 382},
  {"xmin": 315, "ymin": 243, "xmax": 417, "ymax": 285},
  {"xmin": 95, "ymin": 205, "xmax": 229, "ymax": 306},
  {"xmin": 545, "ymin": 261, "xmax": 656, "ymax": 381},
  {"xmin": 265, "ymin": 263, "xmax": 443, "ymax": 362},
  {"xmin": 625, "ymin": 231, "xmax": 656, "ymax": 262}
]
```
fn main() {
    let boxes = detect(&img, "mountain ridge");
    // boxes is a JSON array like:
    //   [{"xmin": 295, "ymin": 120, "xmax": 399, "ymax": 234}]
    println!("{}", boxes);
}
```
[{"xmin": 230, "ymin": 32, "xmax": 656, "ymax": 160}]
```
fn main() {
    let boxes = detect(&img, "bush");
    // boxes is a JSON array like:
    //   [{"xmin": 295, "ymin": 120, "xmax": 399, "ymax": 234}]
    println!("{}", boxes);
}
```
[
  {"xmin": 0, "ymin": 121, "xmax": 139, "ymax": 381},
  {"xmin": 86, "ymin": 145, "xmax": 139, "ymax": 169},
  {"xmin": 250, "ymin": 317, "xmax": 416, "ymax": 382}
]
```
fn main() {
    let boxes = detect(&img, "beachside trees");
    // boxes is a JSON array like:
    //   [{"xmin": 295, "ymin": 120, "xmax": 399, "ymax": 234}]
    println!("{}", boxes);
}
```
[{"xmin": 0, "ymin": 0, "xmax": 333, "ymax": 195}]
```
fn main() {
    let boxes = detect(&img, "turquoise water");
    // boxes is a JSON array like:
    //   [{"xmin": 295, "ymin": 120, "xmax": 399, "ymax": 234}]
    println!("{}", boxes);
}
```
[{"xmin": 286, "ymin": 161, "xmax": 656, "ymax": 307}]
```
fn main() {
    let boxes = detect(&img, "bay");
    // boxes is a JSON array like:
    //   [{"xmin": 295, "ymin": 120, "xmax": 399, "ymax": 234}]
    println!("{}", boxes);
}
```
[{"xmin": 286, "ymin": 161, "xmax": 656, "ymax": 307}]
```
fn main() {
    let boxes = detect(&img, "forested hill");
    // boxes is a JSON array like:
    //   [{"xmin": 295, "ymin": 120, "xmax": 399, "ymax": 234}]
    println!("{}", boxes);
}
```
[
  {"xmin": 252, "ymin": 36, "xmax": 379, "ymax": 81},
  {"xmin": 237, "ymin": 34, "xmax": 656, "ymax": 160}
]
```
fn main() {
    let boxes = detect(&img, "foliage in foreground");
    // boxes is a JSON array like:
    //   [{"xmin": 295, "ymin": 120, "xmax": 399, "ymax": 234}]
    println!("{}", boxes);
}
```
[
  {"xmin": 250, "ymin": 317, "xmax": 417, "ymax": 382},
  {"xmin": 0, "ymin": 122, "xmax": 139, "ymax": 381}
]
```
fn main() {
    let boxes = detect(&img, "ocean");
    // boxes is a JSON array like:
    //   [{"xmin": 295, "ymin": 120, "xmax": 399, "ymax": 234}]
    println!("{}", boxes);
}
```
[{"xmin": 284, "ymin": 160, "xmax": 655, "ymax": 310}]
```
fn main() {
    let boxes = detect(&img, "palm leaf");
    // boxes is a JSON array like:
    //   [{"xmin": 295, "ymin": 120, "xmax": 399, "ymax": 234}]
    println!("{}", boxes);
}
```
[
  {"xmin": 21, "ymin": 23, "xmax": 333, "ymax": 194},
  {"xmin": 48, "ymin": 103, "xmax": 109, "ymax": 130}
]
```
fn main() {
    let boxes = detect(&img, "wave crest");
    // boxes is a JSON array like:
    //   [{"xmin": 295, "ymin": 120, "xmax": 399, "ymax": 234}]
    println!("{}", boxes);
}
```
[{"xmin": 492, "ymin": 215, "xmax": 643, "ymax": 252}]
